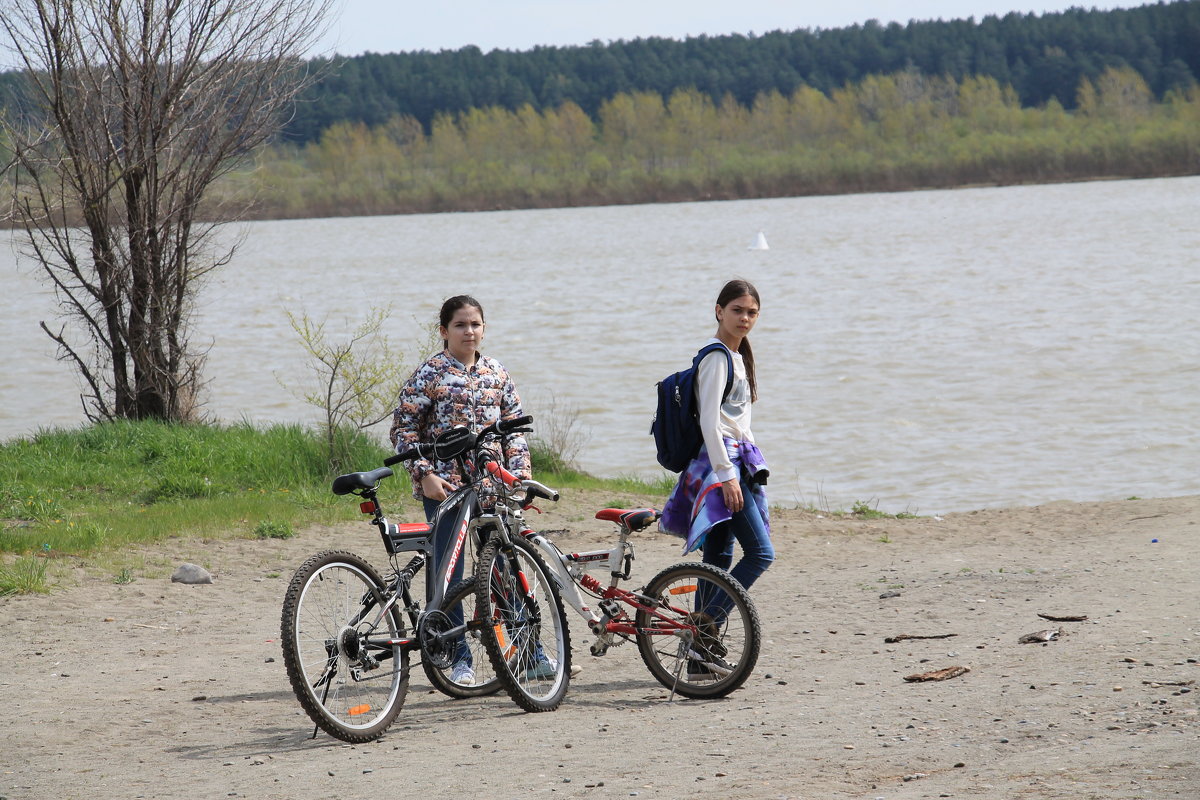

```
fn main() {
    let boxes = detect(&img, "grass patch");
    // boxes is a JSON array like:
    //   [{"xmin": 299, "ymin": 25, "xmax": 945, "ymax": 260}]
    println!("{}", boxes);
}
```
[
  {"xmin": 253, "ymin": 520, "xmax": 295, "ymax": 540},
  {"xmin": 850, "ymin": 499, "xmax": 920, "ymax": 520},
  {"xmin": 0, "ymin": 419, "xmax": 669, "ymax": 575},
  {"xmin": 533, "ymin": 464, "xmax": 676, "ymax": 497},
  {"xmin": 0, "ymin": 556, "xmax": 50, "ymax": 595},
  {"xmin": 0, "ymin": 419, "xmax": 392, "ymax": 557}
]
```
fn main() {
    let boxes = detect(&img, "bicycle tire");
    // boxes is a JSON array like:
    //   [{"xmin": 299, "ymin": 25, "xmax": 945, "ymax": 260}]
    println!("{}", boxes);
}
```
[
  {"xmin": 475, "ymin": 535, "xmax": 572, "ymax": 712},
  {"xmin": 280, "ymin": 550, "xmax": 408, "ymax": 742},
  {"xmin": 421, "ymin": 577, "xmax": 503, "ymax": 698},
  {"xmin": 635, "ymin": 561, "xmax": 761, "ymax": 699}
]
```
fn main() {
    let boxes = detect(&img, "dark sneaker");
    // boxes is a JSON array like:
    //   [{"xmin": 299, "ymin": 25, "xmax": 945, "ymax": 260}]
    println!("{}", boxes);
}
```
[
  {"xmin": 685, "ymin": 611, "xmax": 728, "ymax": 659},
  {"xmin": 686, "ymin": 658, "xmax": 719, "ymax": 682}
]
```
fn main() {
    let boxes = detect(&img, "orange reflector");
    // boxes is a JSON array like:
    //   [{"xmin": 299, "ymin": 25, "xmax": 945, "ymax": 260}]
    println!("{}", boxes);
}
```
[
  {"xmin": 348, "ymin": 704, "xmax": 371, "ymax": 716},
  {"xmin": 493, "ymin": 625, "xmax": 516, "ymax": 659},
  {"xmin": 669, "ymin": 584, "xmax": 698, "ymax": 595}
]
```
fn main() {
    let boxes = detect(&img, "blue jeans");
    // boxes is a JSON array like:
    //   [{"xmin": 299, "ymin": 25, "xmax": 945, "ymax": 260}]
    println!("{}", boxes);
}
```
[
  {"xmin": 424, "ymin": 498, "xmax": 471, "ymax": 666},
  {"xmin": 699, "ymin": 495, "xmax": 775, "ymax": 619}
]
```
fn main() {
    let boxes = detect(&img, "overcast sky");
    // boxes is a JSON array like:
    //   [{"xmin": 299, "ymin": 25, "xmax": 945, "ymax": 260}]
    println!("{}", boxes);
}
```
[{"xmin": 313, "ymin": 1, "xmax": 1141, "ymax": 57}]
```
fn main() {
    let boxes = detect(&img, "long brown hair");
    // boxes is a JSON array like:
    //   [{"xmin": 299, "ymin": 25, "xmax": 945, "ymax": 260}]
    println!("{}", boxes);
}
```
[{"xmin": 716, "ymin": 279, "xmax": 760, "ymax": 402}]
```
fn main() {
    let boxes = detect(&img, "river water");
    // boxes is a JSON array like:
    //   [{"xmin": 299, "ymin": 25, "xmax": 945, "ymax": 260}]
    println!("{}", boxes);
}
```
[{"xmin": 3, "ymin": 176, "xmax": 1198, "ymax": 514}]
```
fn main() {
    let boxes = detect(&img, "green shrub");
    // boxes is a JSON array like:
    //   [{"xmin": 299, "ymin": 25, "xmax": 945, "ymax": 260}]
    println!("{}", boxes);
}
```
[{"xmin": 253, "ymin": 520, "xmax": 295, "ymax": 539}]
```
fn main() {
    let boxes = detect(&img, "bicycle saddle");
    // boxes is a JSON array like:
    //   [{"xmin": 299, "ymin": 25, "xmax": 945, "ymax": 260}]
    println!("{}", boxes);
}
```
[
  {"xmin": 595, "ymin": 508, "xmax": 660, "ymax": 532},
  {"xmin": 331, "ymin": 467, "xmax": 395, "ymax": 495}
]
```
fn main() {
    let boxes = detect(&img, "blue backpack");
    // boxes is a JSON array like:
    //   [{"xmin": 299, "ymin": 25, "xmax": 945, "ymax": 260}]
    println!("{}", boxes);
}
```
[{"xmin": 650, "ymin": 343, "xmax": 734, "ymax": 472}]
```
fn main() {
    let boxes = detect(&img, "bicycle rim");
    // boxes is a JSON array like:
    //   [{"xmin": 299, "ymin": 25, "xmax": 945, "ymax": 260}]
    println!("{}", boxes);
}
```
[
  {"xmin": 475, "ymin": 536, "xmax": 571, "ymax": 712},
  {"xmin": 281, "ymin": 550, "xmax": 409, "ymax": 742},
  {"xmin": 635, "ymin": 561, "xmax": 761, "ymax": 699}
]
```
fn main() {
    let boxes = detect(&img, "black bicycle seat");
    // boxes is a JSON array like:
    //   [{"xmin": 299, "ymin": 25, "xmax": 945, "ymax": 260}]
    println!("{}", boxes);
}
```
[{"xmin": 331, "ymin": 467, "xmax": 394, "ymax": 495}]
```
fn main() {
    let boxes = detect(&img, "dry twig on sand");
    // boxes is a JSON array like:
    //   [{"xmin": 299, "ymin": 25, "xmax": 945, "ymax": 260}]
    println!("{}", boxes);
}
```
[
  {"xmin": 904, "ymin": 665, "xmax": 970, "ymax": 682},
  {"xmin": 885, "ymin": 633, "xmax": 958, "ymax": 643}
]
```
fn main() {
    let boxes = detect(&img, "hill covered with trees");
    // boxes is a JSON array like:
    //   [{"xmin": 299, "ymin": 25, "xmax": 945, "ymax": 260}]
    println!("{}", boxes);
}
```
[
  {"xmin": 285, "ymin": 1, "xmax": 1200, "ymax": 143},
  {"xmin": 4, "ymin": 2, "xmax": 1199, "ymax": 221},
  {"xmin": 215, "ymin": 65, "xmax": 1199, "ymax": 219}
]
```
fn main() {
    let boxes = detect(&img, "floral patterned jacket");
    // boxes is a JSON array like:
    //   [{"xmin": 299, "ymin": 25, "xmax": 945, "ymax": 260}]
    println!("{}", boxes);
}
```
[{"xmin": 388, "ymin": 350, "xmax": 531, "ymax": 500}]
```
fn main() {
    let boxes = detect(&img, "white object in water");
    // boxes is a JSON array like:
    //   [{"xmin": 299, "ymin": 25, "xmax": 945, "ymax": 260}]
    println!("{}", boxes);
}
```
[{"xmin": 749, "ymin": 230, "xmax": 769, "ymax": 250}]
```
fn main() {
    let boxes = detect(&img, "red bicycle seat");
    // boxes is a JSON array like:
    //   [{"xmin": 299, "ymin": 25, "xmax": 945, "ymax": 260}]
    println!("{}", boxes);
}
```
[{"xmin": 595, "ymin": 508, "xmax": 660, "ymax": 532}]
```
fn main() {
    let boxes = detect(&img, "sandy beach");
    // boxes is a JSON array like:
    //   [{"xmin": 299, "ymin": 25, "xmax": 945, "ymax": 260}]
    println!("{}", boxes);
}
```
[{"xmin": 3, "ymin": 491, "xmax": 1197, "ymax": 799}]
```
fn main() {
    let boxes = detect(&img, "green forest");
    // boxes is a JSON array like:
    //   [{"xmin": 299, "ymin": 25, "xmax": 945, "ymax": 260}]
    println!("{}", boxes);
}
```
[
  {"xmin": 216, "ymin": 65, "xmax": 1198, "ymax": 217},
  {"xmin": 3, "ymin": 2, "xmax": 1200, "ymax": 219},
  {"xmin": 282, "ymin": 1, "xmax": 1200, "ymax": 143}
]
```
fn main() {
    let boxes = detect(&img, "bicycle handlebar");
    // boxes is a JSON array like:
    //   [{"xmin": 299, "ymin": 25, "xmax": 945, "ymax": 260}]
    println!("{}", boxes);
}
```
[
  {"xmin": 382, "ymin": 415, "xmax": 557, "ymax": 503},
  {"xmin": 384, "ymin": 442, "xmax": 432, "ymax": 467},
  {"xmin": 520, "ymin": 479, "xmax": 560, "ymax": 503},
  {"xmin": 386, "ymin": 415, "xmax": 534, "ymax": 468},
  {"xmin": 481, "ymin": 455, "xmax": 559, "ymax": 504},
  {"xmin": 479, "ymin": 414, "xmax": 533, "ymax": 438},
  {"xmin": 484, "ymin": 458, "xmax": 519, "ymax": 486}
]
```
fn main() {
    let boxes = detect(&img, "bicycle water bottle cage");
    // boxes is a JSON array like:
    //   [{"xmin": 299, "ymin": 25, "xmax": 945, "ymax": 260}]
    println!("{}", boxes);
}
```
[
  {"xmin": 433, "ymin": 426, "xmax": 475, "ymax": 460},
  {"xmin": 331, "ymin": 467, "xmax": 394, "ymax": 495}
]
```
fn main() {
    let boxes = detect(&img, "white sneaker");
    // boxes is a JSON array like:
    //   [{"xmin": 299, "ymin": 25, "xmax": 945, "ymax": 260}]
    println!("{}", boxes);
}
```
[{"xmin": 450, "ymin": 661, "xmax": 475, "ymax": 686}]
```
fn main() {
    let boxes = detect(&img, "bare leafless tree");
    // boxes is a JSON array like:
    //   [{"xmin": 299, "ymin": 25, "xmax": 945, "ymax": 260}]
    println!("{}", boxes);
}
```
[{"xmin": 0, "ymin": 0, "xmax": 332, "ymax": 422}]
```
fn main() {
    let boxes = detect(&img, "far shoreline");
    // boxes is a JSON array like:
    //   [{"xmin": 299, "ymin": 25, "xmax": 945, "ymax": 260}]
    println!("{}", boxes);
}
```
[
  {"xmin": 217, "ymin": 170, "xmax": 1194, "ymax": 226},
  {"xmin": 4, "ymin": 171, "xmax": 1195, "ymax": 232}
]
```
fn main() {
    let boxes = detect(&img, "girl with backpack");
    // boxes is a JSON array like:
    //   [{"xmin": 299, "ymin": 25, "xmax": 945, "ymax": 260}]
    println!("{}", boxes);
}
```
[{"xmin": 661, "ymin": 279, "xmax": 775, "ymax": 613}]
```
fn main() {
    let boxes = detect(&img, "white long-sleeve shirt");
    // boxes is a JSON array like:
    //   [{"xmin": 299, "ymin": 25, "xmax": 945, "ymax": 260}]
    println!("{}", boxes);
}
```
[{"xmin": 695, "ymin": 338, "xmax": 753, "ymax": 483}]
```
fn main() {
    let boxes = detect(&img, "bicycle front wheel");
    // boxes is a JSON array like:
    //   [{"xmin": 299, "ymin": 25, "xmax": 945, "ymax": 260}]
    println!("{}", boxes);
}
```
[
  {"xmin": 422, "ymin": 577, "xmax": 503, "ymax": 698},
  {"xmin": 635, "ymin": 561, "xmax": 761, "ymax": 699},
  {"xmin": 280, "ymin": 550, "xmax": 409, "ymax": 742},
  {"xmin": 475, "ymin": 535, "xmax": 571, "ymax": 712}
]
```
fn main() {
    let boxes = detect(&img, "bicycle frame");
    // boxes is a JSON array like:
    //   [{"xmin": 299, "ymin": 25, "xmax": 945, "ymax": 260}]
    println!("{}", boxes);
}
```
[
  {"xmin": 520, "ymin": 522, "xmax": 701, "ymax": 657},
  {"xmin": 345, "ymin": 477, "xmax": 495, "ymax": 664}
]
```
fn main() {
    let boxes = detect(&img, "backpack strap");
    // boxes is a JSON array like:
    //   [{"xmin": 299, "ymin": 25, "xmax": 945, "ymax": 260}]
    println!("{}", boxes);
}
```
[{"xmin": 693, "ymin": 342, "xmax": 735, "ymax": 403}]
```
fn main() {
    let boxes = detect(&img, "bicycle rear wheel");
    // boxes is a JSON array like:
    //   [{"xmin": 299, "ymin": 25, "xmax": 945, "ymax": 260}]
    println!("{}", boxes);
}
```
[
  {"xmin": 635, "ymin": 561, "xmax": 761, "ymax": 699},
  {"xmin": 281, "ymin": 550, "xmax": 408, "ymax": 742},
  {"xmin": 422, "ymin": 577, "xmax": 503, "ymax": 698},
  {"xmin": 475, "ymin": 535, "xmax": 571, "ymax": 712}
]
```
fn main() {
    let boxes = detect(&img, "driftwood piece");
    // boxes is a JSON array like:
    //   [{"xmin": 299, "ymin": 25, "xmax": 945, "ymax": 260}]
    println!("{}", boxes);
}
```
[
  {"xmin": 904, "ymin": 665, "xmax": 970, "ymax": 682},
  {"xmin": 1141, "ymin": 680, "xmax": 1195, "ymax": 687},
  {"xmin": 885, "ymin": 633, "xmax": 958, "ymax": 643},
  {"xmin": 1018, "ymin": 628, "xmax": 1065, "ymax": 644},
  {"xmin": 1037, "ymin": 612, "xmax": 1088, "ymax": 622}
]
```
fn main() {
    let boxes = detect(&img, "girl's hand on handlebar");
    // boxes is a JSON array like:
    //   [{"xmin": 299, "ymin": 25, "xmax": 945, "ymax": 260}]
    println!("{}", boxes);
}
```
[
  {"xmin": 421, "ymin": 473, "xmax": 455, "ymax": 502},
  {"xmin": 721, "ymin": 478, "xmax": 744, "ymax": 513}
]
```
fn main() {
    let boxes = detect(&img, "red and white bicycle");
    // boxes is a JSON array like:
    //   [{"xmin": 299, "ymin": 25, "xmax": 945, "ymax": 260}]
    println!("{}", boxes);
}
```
[{"xmin": 476, "ymin": 464, "xmax": 762, "ymax": 699}]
